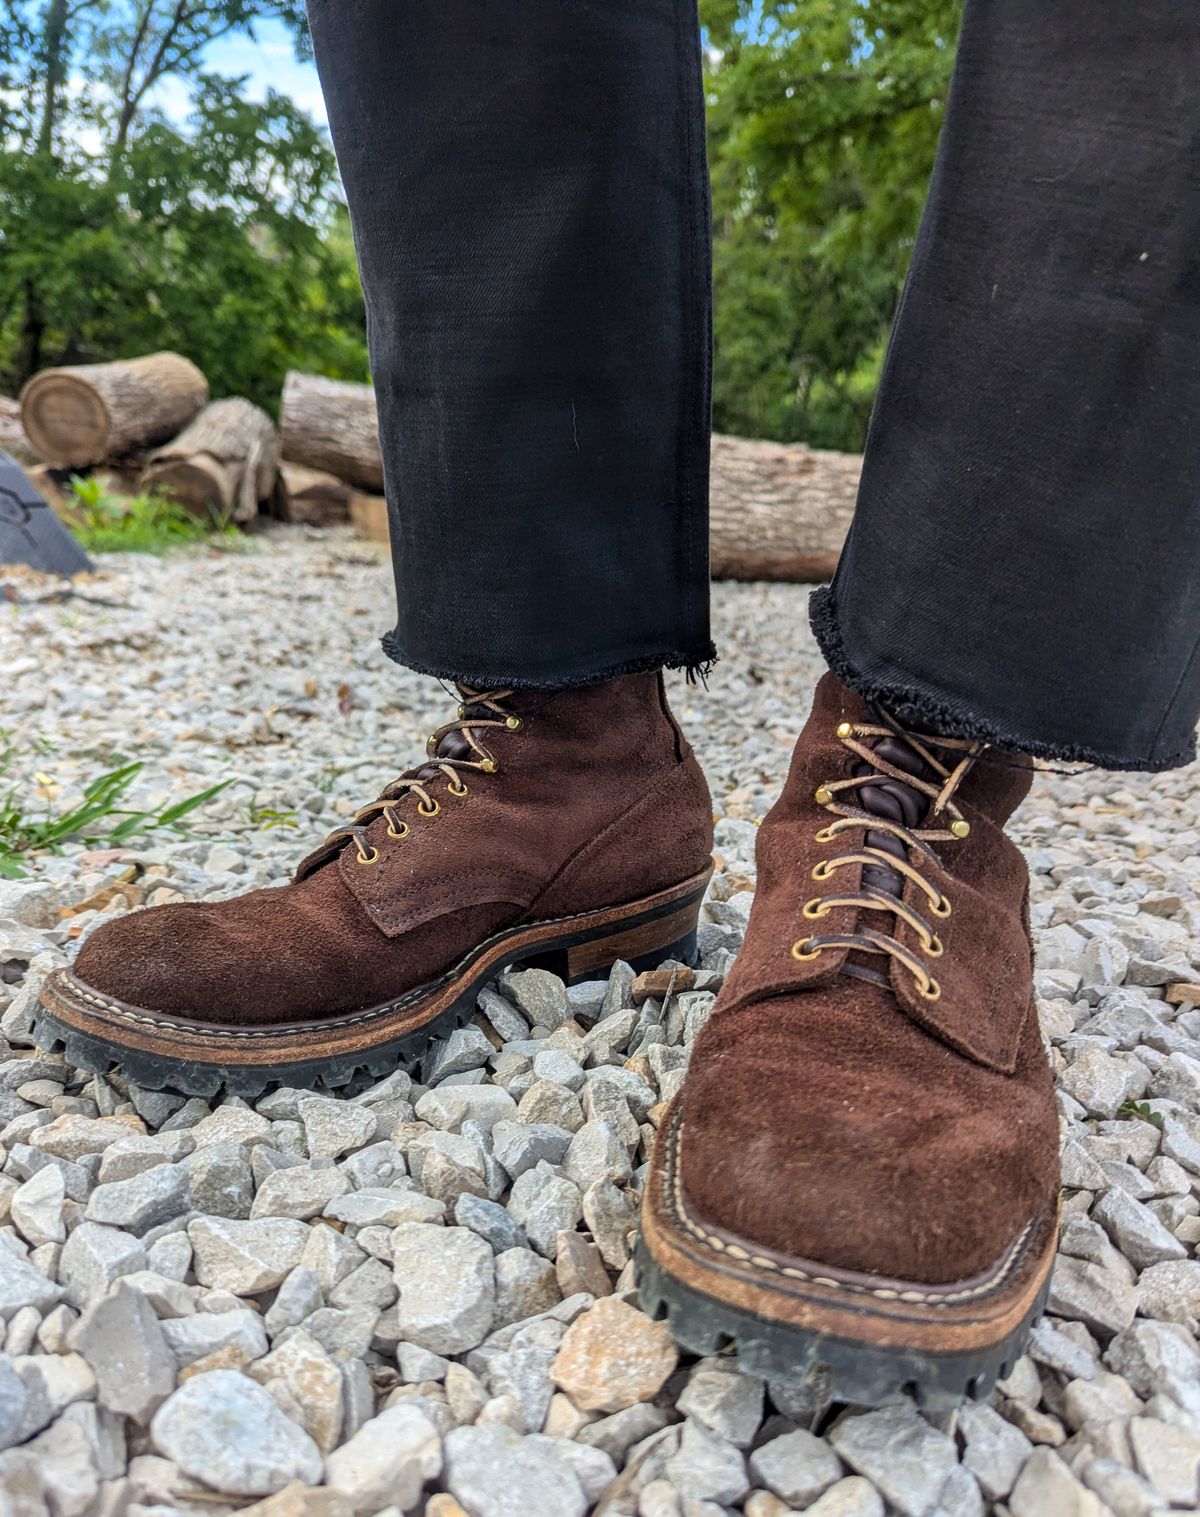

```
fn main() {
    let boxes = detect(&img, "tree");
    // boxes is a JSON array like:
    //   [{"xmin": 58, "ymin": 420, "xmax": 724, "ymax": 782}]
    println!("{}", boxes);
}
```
[
  {"xmin": 702, "ymin": 0, "xmax": 962, "ymax": 450},
  {"xmin": 0, "ymin": 1, "xmax": 366, "ymax": 405}
]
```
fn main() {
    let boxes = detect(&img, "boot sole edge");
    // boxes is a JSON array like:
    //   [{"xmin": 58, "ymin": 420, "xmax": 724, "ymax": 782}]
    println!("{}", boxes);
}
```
[
  {"xmin": 638, "ymin": 1102, "xmax": 1059, "ymax": 1410},
  {"xmin": 32, "ymin": 864, "xmax": 712, "ymax": 1098}
]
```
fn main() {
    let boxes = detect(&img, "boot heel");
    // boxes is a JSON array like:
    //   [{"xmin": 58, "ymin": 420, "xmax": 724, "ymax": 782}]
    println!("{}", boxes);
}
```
[{"xmin": 524, "ymin": 898, "xmax": 702, "ymax": 986}]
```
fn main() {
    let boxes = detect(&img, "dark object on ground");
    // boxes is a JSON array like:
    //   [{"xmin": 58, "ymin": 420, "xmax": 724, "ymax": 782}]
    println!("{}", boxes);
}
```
[{"xmin": 0, "ymin": 450, "xmax": 92, "ymax": 577}]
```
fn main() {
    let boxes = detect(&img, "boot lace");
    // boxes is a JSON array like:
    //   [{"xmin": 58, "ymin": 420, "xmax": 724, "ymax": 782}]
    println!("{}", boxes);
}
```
[
  {"xmin": 323, "ymin": 687, "xmax": 522, "ymax": 865},
  {"xmin": 792, "ymin": 714, "xmax": 986, "ymax": 1002}
]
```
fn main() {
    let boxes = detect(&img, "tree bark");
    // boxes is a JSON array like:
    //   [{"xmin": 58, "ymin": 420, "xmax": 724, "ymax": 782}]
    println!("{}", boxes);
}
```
[
  {"xmin": 280, "ymin": 371, "xmax": 383, "ymax": 492},
  {"xmin": 139, "ymin": 397, "xmax": 277, "ymax": 524},
  {"xmin": 274, "ymin": 462, "xmax": 354, "ymax": 525},
  {"xmin": 0, "ymin": 398, "xmax": 41, "ymax": 466},
  {"xmin": 708, "ymin": 432, "xmax": 861, "ymax": 582},
  {"xmin": 20, "ymin": 352, "xmax": 209, "ymax": 468}
]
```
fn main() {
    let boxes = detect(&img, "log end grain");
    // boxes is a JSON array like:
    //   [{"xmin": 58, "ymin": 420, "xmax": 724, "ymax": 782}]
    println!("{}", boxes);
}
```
[{"xmin": 19, "ymin": 372, "xmax": 111, "ymax": 469}]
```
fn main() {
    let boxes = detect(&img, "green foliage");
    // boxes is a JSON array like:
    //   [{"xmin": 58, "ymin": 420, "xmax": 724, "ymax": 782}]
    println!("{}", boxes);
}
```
[
  {"xmin": 2, "ymin": 0, "xmax": 961, "ymax": 455},
  {"xmin": 0, "ymin": 731, "xmax": 231, "ymax": 877},
  {"xmin": 244, "ymin": 795, "xmax": 300, "ymax": 830},
  {"xmin": 66, "ymin": 474, "xmax": 238, "ymax": 553},
  {"xmin": 1118, "ymin": 1099, "xmax": 1164, "ymax": 1132},
  {"xmin": 0, "ymin": 1, "xmax": 367, "ymax": 408},
  {"xmin": 703, "ymin": 0, "xmax": 961, "ymax": 449}
]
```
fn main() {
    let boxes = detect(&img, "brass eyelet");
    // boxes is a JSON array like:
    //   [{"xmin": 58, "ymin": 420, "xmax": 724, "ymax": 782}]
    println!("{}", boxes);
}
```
[
  {"xmin": 457, "ymin": 703, "xmax": 467, "ymax": 718},
  {"xmin": 791, "ymin": 937, "xmax": 821, "ymax": 962},
  {"xmin": 418, "ymin": 799, "xmax": 440, "ymax": 817},
  {"xmin": 447, "ymin": 781, "xmax": 469, "ymax": 798},
  {"xmin": 932, "ymin": 894, "xmax": 952, "ymax": 918},
  {"xmin": 918, "ymin": 977, "xmax": 942, "ymax": 1001},
  {"xmin": 924, "ymin": 933, "xmax": 944, "ymax": 958},
  {"xmin": 386, "ymin": 820, "xmax": 410, "ymax": 840},
  {"xmin": 480, "ymin": 758, "xmax": 498, "ymax": 774},
  {"xmin": 835, "ymin": 721, "xmax": 854, "ymax": 739},
  {"xmin": 814, "ymin": 825, "xmax": 839, "ymax": 844},
  {"xmin": 950, "ymin": 819, "xmax": 971, "ymax": 840},
  {"xmin": 356, "ymin": 845, "xmax": 380, "ymax": 866},
  {"xmin": 802, "ymin": 899, "xmax": 828, "ymax": 920},
  {"xmin": 505, "ymin": 715, "xmax": 522, "ymax": 731},
  {"xmin": 814, "ymin": 785, "xmax": 834, "ymax": 806},
  {"xmin": 811, "ymin": 860, "xmax": 835, "ymax": 882}
]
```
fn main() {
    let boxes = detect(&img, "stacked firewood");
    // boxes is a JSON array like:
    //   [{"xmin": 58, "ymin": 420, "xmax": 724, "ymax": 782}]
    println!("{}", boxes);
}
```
[{"xmin": 11, "ymin": 353, "xmax": 863, "ymax": 580}]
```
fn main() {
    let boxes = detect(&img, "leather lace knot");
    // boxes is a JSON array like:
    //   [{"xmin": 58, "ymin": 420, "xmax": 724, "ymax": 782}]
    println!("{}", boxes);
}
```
[
  {"xmin": 792, "ymin": 715, "xmax": 986, "ymax": 1001},
  {"xmin": 324, "ymin": 687, "xmax": 522, "ymax": 865}
]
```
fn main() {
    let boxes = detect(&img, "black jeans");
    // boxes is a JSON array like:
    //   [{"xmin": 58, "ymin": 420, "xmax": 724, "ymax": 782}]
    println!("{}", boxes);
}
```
[{"xmin": 307, "ymin": 0, "xmax": 1200, "ymax": 773}]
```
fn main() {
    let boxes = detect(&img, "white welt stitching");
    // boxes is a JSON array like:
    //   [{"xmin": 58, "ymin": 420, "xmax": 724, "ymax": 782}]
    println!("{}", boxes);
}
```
[
  {"xmin": 666, "ymin": 1116, "xmax": 1038, "ymax": 1306},
  {"xmin": 53, "ymin": 878, "xmax": 705, "ymax": 1043}
]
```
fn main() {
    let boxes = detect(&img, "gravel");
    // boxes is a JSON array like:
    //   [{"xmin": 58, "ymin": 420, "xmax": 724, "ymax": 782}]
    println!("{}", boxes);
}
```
[{"xmin": 0, "ymin": 531, "xmax": 1198, "ymax": 1513}]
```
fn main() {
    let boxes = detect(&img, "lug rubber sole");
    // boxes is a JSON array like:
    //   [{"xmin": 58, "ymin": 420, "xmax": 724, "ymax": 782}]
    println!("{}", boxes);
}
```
[
  {"xmin": 638, "ymin": 1103, "xmax": 1059, "ymax": 1410},
  {"xmin": 33, "ymin": 865, "xmax": 710, "ymax": 1099}
]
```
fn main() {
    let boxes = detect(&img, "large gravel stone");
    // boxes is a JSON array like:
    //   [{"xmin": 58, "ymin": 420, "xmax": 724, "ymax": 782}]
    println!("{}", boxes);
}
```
[
  {"xmin": 10, "ymin": 1164, "xmax": 66, "ymax": 1246},
  {"xmin": 958, "ymin": 1401, "xmax": 1033, "ymax": 1501},
  {"xmin": 0, "ymin": 1354, "xmax": 28, "ymax": 1452},
  {"xmin": 188, "ymin": 1216, "xmax": 309, "ymax": 1293},
  {"xmin": 58, "ymin": 1222, "xmax": 145, "ymax": 1308},
  {"xmin": 499, "ymin": 969, "xmax": 570, "ymax": 1030},
  {"xmin": 85, "ymin": 1161, "xmax": 189, "ymax": 1233},
  {"xmin": 678, "ymin": 1361, "xmax": 765, "ymax": 1450},
  {"xmin": 1058, "ymin": 1046, "xmax": 1144, "ymax": 1119},
  {"xmin": 1092, "ymin": 1185, "xmax": 1187, "ymax": 1269},
  {"xmin": 1009, "ymin": 1446, "xmax": 1105, "ymax": 1517},
  {"xmin": 249, "ymin": 1329, "xmax": 345, "ymax": 1454},
  {"xmin": 506, "ymin": 1167, "xmax": 583, "ymax": 1257},
  {"xmin": 1137, "ymin": 1259, "xmax": 1200, "ymax": 1325},
  {"xmin": 493, "ymin": 1247, "xmax": 560, "ymax": 1327},
  {"xmin": 801, "ymin": 1477, "xmax": 885, "ymax": 1517},
  {"xmin": 492, "ymin": 1121, "xmax": 572, "ymax": 1180},
  {"xmin": 748, "ymin": 1425, "xmax": 842, "ymax": 1504},
  {"xmin": 151, "ymin": 1369, "xmax": 323, "ymax": 1495},
  {"xmin": 71, "ymin": 1279, "xmax": 174, "ymax": 1422},
  {"xmin": 325, "ymin": 1401, "xmax": 443, "ymax": 1512},
  {"xmin": 1048, "ymin": 1254, "xmax": 1138, "ymax": 1336},
  {"xmin": 828, "ymin": 1406, "xmax": 959, "ymax": 1517},
  {"xmin": 551, "ymin": 1297, "xmax": 677, "ymax": 1412},
  {"xmin": 417, "ymin": 1086, "xmax": 516, "ymax": 1133},
  {"xmin": 1128, "ymin": 1415, "xmax": 1200, "ymax": 1507},
  {"xmin": 185, "ymin": 1141, "xmax": 255, "ymax": 1218},
  {"xmin": 392, "ymin": 1224, "xmax": 495, "ymax": 1354},
  {"xmin": 0, "ymin": 1236, "xmax": 64, "ymax": 1314},
  {"xmin": 250, "ymin": 1165, "xmax": 350, "ymax": 1220},
  {"xmin": 297, "ymin": 1095, "xmax": 377, "ymax": 1159},
  {"xmin": 665, "ymin": 1418, "xmax": 749, "ymax": 1505},
  {"xmin": 443, "ymin": 1422, "xmax": 586, "ymax": 1517},
  {"xmin": 161, "ymin": 1306, "xmax": 268, "ymax": 1368}
]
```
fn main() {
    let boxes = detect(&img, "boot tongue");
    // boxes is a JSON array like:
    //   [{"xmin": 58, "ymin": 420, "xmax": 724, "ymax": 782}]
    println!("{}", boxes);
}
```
[
  {"xmin": 410, "ymin": 696, "xmax": 499, "ymax": 781},
  {"xmin": 851, "ymin": 735, "xmax": 936, "ymax": 900}
]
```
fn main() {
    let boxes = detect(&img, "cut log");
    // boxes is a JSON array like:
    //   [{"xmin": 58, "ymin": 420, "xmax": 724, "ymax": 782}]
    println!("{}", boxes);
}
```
[
  {"xmin": 19, "ymin": 353, "xmax": 209, "ymax": 468},
  {"xmin": 138, "ymin": 398, "xmax": 278, "ymax": 525},
  {"xmin": 0, "ymin": 397, "xmax": 41, "ymax": 466},
  {"xmin": 349, "ymin": 491, "xmax": 389, "ymax": 544},
  {"xmin": 280, "ymin": 371, "xmax": 383, "ymax": 492},
  {"xmin": 276, "ymin": 461, "xmax": 353, "ymax": 525},
  {"xmin": 708, "ymin": 433, "xmax": 861, "ymax": 582}
]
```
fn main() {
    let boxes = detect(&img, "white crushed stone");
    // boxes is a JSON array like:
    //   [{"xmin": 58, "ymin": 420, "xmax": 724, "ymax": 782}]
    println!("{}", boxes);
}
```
[{"xmin": 0, "ymin": 528, "xmax": 1197, "ymax": 1514}]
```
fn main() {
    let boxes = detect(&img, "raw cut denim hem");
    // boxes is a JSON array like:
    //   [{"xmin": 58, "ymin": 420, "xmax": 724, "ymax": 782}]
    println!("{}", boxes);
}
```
[
  {"xmin": 380, "ymin": 631, "xmax": 719, "ymax": 693},
  {"xmin": 809, "ymin": 586, "xmax": 1198, "ymax": 775}
]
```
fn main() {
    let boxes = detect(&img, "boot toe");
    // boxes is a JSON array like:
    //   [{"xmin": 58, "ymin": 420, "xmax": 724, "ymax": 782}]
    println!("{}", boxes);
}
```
[{"xmin": 677, "ymin": 981, "xmax": 1058, "ymax": 1286}]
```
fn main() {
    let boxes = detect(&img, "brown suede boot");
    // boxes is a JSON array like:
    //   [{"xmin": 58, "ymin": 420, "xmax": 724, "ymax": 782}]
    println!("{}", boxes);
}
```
[
  {"xmin": 638, "ymin": 672, "xmax": 1060, "ymax": 1408},
  {"xmin": 36, "ymin": 674, "xmax": 712, "ymax": 1097}
]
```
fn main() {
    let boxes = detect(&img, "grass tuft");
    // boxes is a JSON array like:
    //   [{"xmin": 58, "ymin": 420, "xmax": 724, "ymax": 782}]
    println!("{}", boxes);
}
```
[{"xmin": 67, "ymin": 475, "xmax": 241, "ymax": 554}]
